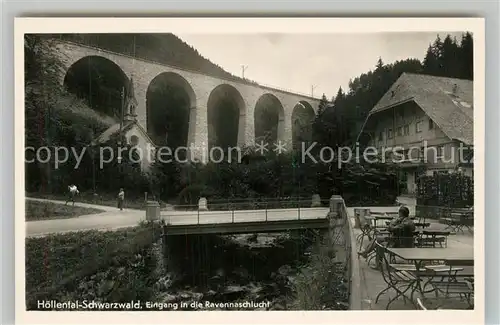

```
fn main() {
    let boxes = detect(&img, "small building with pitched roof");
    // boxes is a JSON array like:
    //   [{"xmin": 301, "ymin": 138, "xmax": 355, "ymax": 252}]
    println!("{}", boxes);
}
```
[
  {"xmin": 357, "ymin": 72, "xmax": 474, "ymax": 195},
  {"xmin": 91, "ymin": 77, "xmax": 156, "ymax": 171}
]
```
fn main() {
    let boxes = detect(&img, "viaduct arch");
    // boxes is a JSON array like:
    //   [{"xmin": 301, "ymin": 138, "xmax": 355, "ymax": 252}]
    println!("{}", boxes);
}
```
[{"xmin": 55, "ymin": 39, "xmax": 321, "ymax": 159}]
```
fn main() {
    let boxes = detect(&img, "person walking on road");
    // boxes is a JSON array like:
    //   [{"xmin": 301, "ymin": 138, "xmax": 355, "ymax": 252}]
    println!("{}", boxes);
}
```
[
  {"xmin": 65, "ymin": 184, "xmax": 79, "ymax": 206},
  {"xmin": 117, "ymin": 188, "xmax": 125, "ymax": 211}
]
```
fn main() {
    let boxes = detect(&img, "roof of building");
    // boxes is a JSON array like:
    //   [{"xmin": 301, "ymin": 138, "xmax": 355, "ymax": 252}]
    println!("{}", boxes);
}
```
[
  {"xmin": 124, "ymin": 77, "xmax": 138, "ymax": 110},
  {"xmin": 91, "ymin": 119, "xmax": 155, "ymax": 146},
  {"xmin": 368, "ymin": 72, "xmax": 473, "ymax": 145}
]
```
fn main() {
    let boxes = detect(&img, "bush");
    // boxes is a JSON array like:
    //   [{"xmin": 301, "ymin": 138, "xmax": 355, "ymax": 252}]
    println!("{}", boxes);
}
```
[
  {"xmin": 149, "ymin": 148, "xmax": 399, "ymax": 208},
  {"xmin": 25, "ymin": 223, "xmax": 162, "ymax": 309},
  {"xmin": 290, "ymin": 235, "xmax": 348, "ymax": 310},
  {"xmin": 416, "ymin": 172, "xmax": 473, "ymax": 208}
]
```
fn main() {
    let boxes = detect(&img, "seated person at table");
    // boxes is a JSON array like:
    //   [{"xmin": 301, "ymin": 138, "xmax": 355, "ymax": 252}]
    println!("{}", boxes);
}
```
[{"xmin": 358, "ymin": 206, "xmax": 415, "ymax": 258}]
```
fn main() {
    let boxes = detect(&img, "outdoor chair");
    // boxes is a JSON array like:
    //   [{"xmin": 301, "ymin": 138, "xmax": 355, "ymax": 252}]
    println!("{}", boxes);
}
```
[
  {"xmin": 356, "ymin": 213, "xmax": 374, "ymax": 248},
  {"xmin": 366, "ymin": 235, "xmax": 417, "ymax": 268},
  {"xmin": 415, "ymin": 215, "xmax": 428, "ymax": 224},
  {"xmin": 374, "ymin": 242, "xmax": 420, "ymax": 310},
  {"xmin": 442, "ymin": 209, "xmax": 474, "ymax": 234},
  {"xmin": 365, "ymin": 237, "xmax": 391, "ymax": 269},
  {"xmin": 416, "ymin": 297, "xmax": 428, "ymax": 310},
  {"xmin": 425, "ymin": 260, "xmax": 474, "ymax": 308},
  {"xmin": 416, "ymin": 296, "xmax": 473, "ymax": 310},
  {"xmin": 416, "ymin": 298, "xmax": 454, "ymax": 310}
]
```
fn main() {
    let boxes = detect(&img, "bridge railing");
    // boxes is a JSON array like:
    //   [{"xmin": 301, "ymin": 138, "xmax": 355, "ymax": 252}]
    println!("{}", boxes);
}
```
[{"xmin": 162, "ymin": 197, "xmax": 328, "ymax": 225}]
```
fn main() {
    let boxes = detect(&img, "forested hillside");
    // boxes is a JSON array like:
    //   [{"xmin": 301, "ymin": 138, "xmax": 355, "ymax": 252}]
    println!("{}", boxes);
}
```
[
  {"xmin": 51, "ymin": 33, "xmax": 245, "ymax": 82},
  {"xmin": 313, "ymin": 32, "xmax": 474, "ymax": 148}
]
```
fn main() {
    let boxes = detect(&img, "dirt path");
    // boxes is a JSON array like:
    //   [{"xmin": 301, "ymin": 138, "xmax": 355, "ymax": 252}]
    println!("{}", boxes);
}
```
[{"xmin": 25, "ymin": 197, "xmax": 146, "ymax": 237}]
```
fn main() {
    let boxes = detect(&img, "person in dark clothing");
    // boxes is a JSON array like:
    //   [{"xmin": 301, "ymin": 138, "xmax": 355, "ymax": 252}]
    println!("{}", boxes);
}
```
[
  {"xmin": 358, "ymin": 206, "xmax": 415, "ymax": 258},
  {"xmin": 117, "ymin": 188, "xmax": 125, "ymax": 211}
]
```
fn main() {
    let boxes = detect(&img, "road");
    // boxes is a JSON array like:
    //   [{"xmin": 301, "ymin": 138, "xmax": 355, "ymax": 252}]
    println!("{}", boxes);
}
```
[{"xmin": 26, "ymin": 198, "xmax": 146, "ymax": 237}]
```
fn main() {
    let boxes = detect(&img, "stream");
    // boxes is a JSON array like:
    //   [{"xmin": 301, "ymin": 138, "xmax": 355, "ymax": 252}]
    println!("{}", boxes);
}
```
[{"xmin": 155, "ymin": 230, "xmax": 323, "ymax": 310}]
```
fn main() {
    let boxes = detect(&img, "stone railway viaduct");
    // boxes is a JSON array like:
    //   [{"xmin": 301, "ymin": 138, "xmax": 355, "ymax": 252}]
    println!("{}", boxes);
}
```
[{"xmin": 53, "ymin": 40, "xmax": 321, "ymax": 157}]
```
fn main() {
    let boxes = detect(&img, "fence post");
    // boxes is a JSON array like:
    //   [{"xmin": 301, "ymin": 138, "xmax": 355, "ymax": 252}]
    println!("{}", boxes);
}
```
[
  {"xmin": 232, "ymin": 203, "xmax": 234, "ymax": 223},
  {"xmin": 265, "ymin": 201, "xmax": 268, "ymax": 222},
  {"xmin": 298, "ymin": 198, "xmax": 301, "ymax": 220},
  {"xmin": 161, "ymin": 224, "xmax": 168, "ymax": 262},
  {"xmin": 197, "ymin": 206, "xmax": 200, "ymax": 225}
]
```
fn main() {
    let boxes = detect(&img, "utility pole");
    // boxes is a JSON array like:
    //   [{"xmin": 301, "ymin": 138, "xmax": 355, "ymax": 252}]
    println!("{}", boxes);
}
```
[
  {"xmin": 118, "ymin": 86, "xmax": 125, "ymax": 182},
  {"xmin": 241, "ymin": 65, "xmax": 248, "ymax": 79},
  {"xmin": 311, "ymin": 85, "xmax": 317, "ymax": 98}
]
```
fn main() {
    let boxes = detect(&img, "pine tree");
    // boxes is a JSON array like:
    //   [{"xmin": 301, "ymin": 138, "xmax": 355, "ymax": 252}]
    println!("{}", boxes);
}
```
[
  {"xmin": 317, "ymin": 93, "xmax": 328, "ymax": 115},
  {"xmin": 312, "ymin": 94, "xmax": 330, "ymax": 146},
  {"xmin": 433, "ymin": 35, "xmax": 444, "ymax": 62},
  {"xmin": 441, "ymin": 35, "xmax": 460, "ymax": 78},
  {"xmin": 460, "ymin": 32, "xmax": 474, "ymax": 80},
  {"xmin": 375, "ymin": 57, "xmax": 384, "ymax": 70},
  {"xmin": 334, "ymin": 87, "xmax": 345, "ymax": 105},
  {"xmin": 423, "ymin": 34, "xmax": 446, "ymax": 77}
]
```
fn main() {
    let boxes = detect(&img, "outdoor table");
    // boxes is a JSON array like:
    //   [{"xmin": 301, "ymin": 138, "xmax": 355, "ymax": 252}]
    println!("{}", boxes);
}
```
[
  {"xmin": 368, "ymin": 215, "xmax": 394, "ymax": 229},
  {"xmin": 387, "ymin": 247, "xmax": 474, "ymax": 305},
  {"xmin": 452, "ymin": 208, "xmax": 473, "ymax": 213},
  {"xmin": 414, "ymin": 222, "xmax": 431, "ymax": 228},
  {"xmin": 377, "ymin": 215, "xmax": 395, "ymax": 220},
  {"xmin": 420, "ymin": 229, "xmax": 450, "ymax": 235},
  {"xmin": 418, "ymin": 229, "xmax": 451, "ymax": 247},
  {"xmin": 370, "ymin": 211, "xmax": 398, "ymax": 217}
]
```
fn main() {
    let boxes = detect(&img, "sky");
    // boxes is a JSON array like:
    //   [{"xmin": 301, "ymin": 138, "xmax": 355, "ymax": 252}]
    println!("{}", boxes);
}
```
[{"xmin": 176, "ymin": 32, "xmax": 465, "ymax": 100}]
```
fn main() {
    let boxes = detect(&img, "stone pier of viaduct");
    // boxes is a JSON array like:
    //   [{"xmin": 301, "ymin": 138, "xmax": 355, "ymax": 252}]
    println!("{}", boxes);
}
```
[{"xmin": 53, "ymin": 40, "xmax": 321, "ymax": 158}]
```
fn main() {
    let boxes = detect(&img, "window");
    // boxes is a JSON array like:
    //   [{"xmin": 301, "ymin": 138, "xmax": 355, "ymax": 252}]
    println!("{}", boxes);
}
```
[
  {"xmin": 130, "ymin": 135, "xmax": 139, "ymax": 146},
  {"xmin": 387, "ymin": 128, "xmax": 394, "ymax": 139},
  {"xmin": 395, "ymin": 148, "xmax": 408, "ymax": 162},
  {"xmin": 403, "ymin": 124, "xmax": 410, "ymax": 135},
  {"xmin": 419, "ymin": 147, "xmax": 425, "ymax": 161},
  {"xmin": 416, "ymin": 120, "xmax": 423, "ymax": 133},
  {"xmin": 399, "ymin": 149, "xmax": 409, "ymax": 160},
  {"xmin": 436, "ymin": 146, "xmax": 445, "ymax": 160},
  {"xmin": 462, "ymin": 147, "xmax": 474, "ymax": 164},
  {"xmin": 397, "ymin": 126, "xmax": 403, "ymax": 136},
  {"xmin": 428, "ymin": 119, "xmax": 434, "ymax": 130},
  {"xmin": 378, "ymin": 130, "xmax": 384, "ymax": 141}
]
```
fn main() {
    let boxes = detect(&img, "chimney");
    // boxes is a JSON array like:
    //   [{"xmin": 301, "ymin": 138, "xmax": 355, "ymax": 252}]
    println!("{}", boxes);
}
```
[{"xmin": 452, "ymin": 83, "xmax": 458, "ymax": 95}]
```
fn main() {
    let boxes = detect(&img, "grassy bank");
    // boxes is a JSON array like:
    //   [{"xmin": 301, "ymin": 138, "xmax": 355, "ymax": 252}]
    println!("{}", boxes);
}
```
[
  {"xmin": 25, "ymin": 222, "xmax": 162, "ymax": 310},
  {"xmin": 25, "ymin": 200, "xmax": 105, "ymax": 221}
]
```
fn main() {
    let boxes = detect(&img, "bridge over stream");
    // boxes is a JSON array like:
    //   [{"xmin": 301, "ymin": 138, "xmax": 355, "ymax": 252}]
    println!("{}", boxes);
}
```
[{"xmin": 160, "ymin": 207, "xmax": 331, "ymax": 235}]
